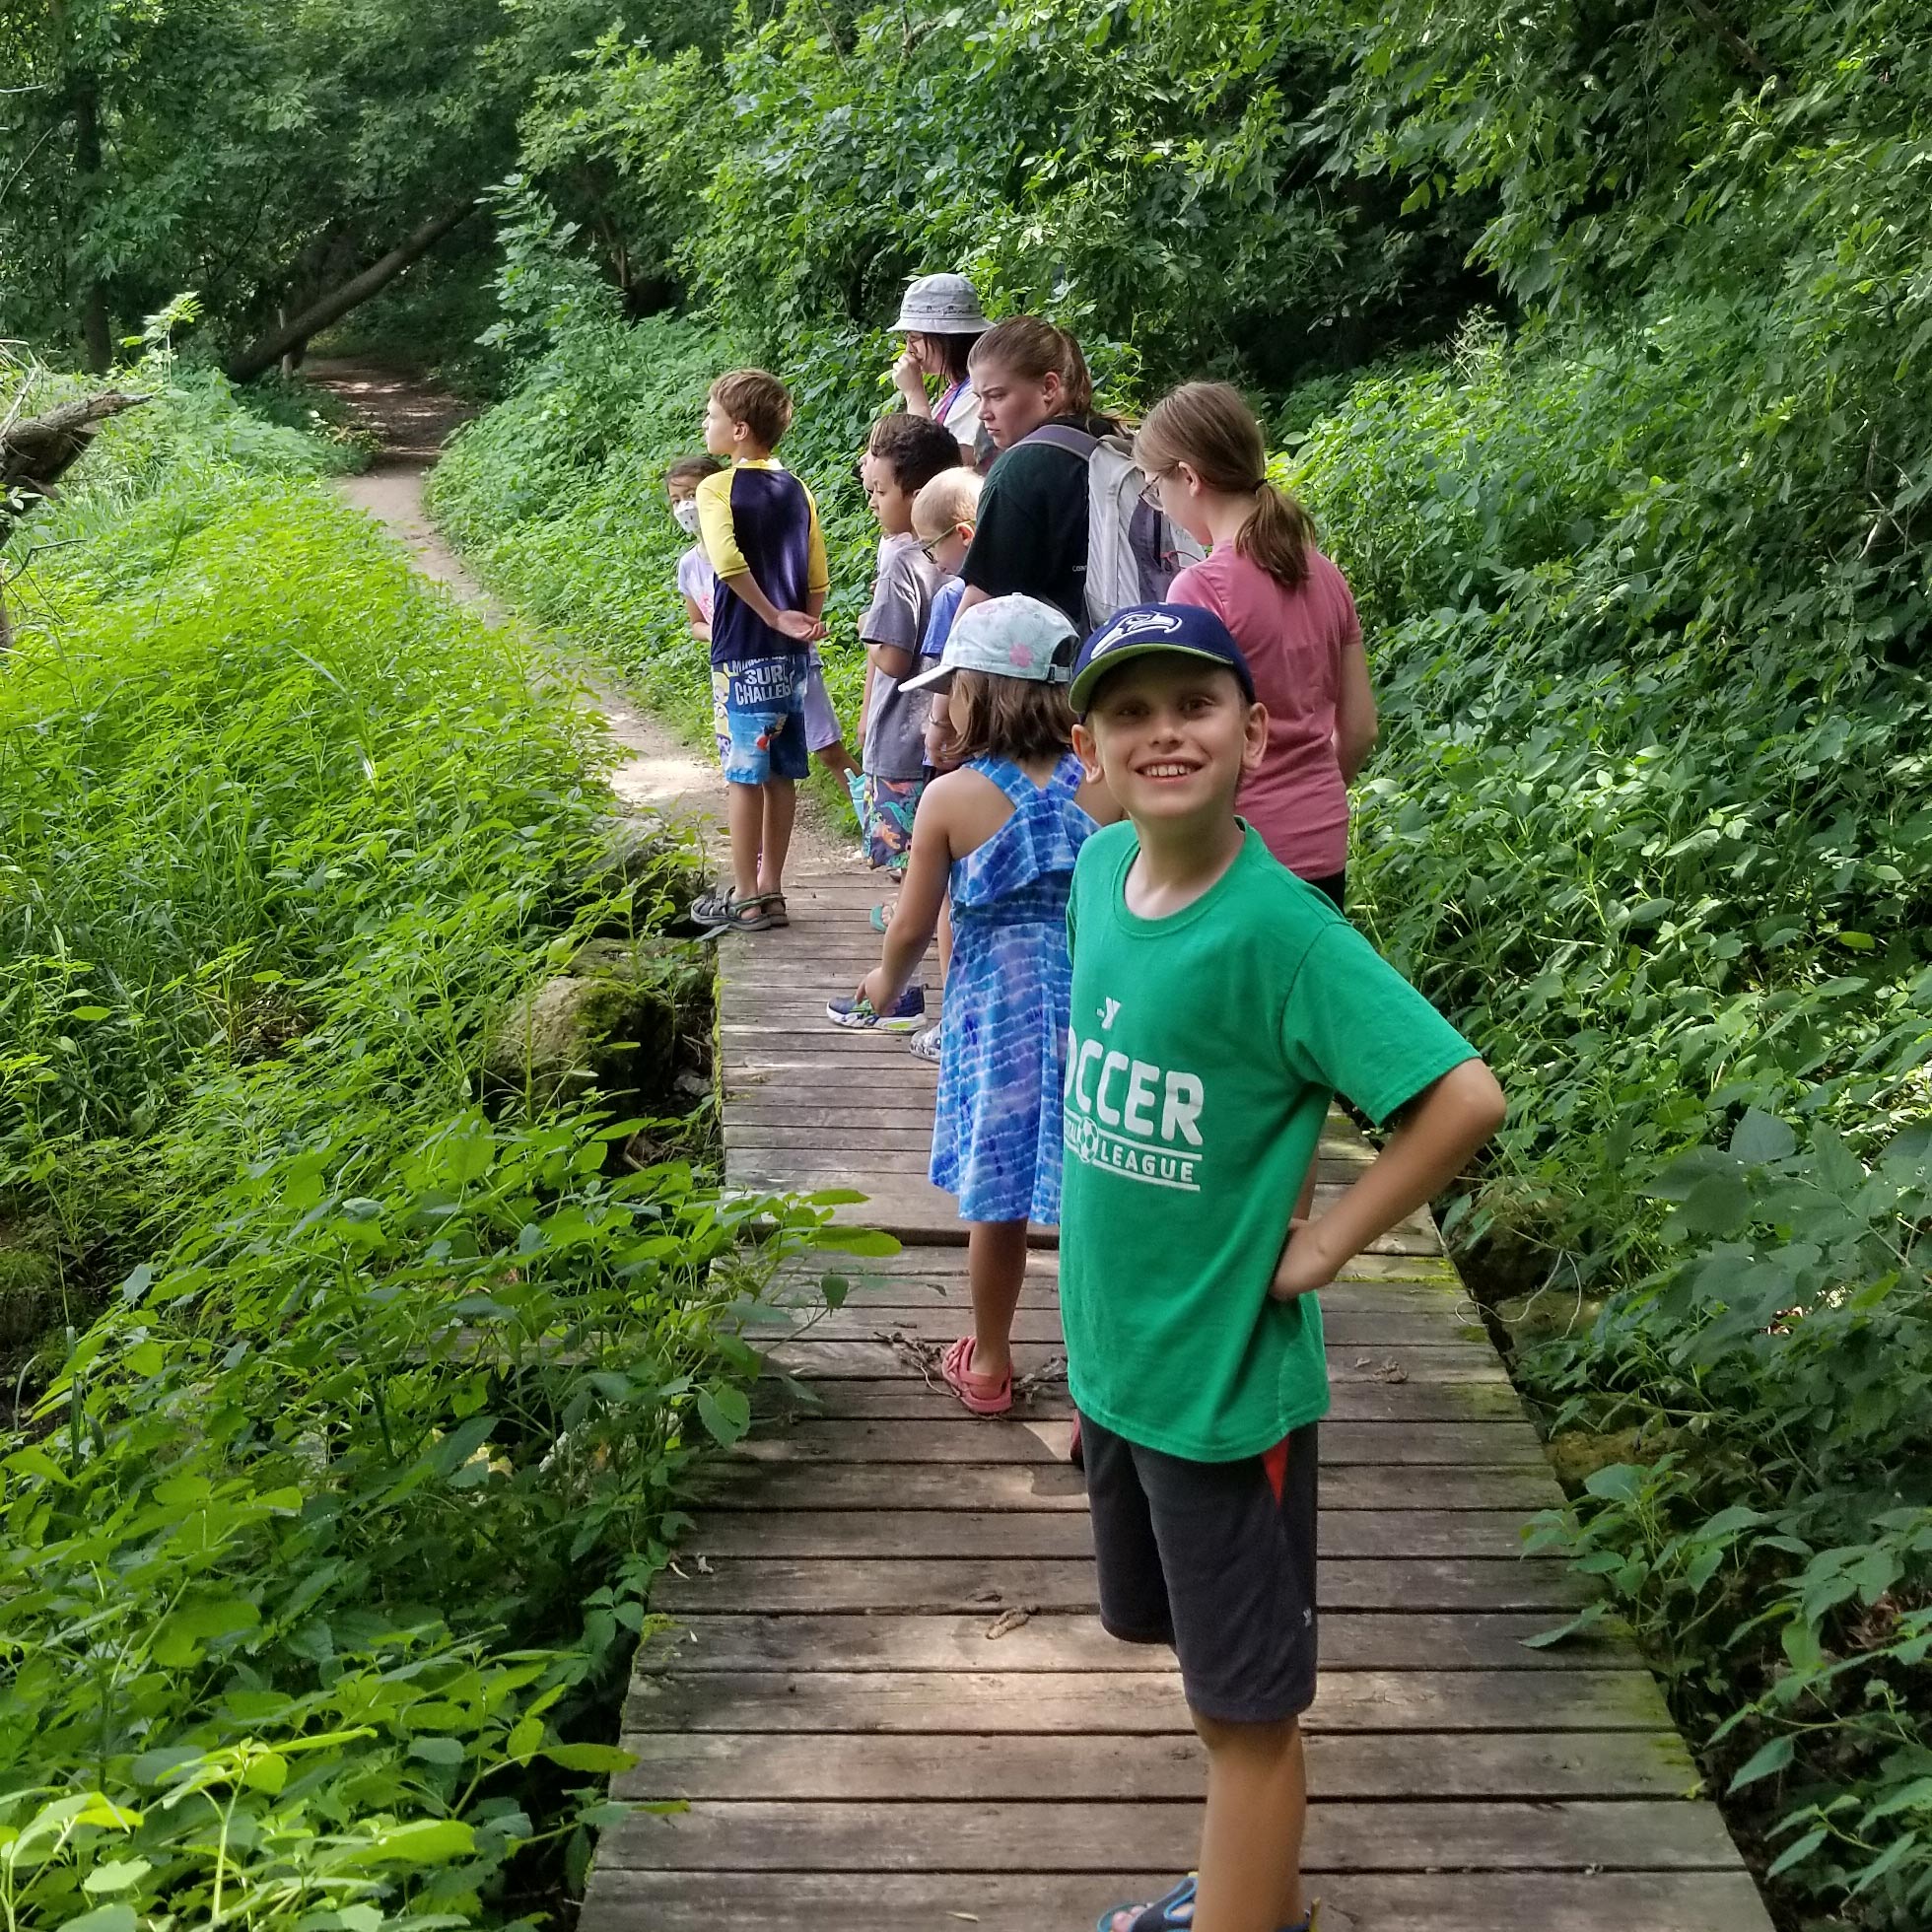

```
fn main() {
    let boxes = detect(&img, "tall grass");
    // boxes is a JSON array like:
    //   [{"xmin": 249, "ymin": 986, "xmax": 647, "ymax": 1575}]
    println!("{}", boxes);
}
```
[{"xmin": 0, "ymin": 370, "xmax": 859, "ymax": 1928}]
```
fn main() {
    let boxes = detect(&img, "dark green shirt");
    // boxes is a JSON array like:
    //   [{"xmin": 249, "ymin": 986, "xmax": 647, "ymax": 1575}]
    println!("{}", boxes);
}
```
[{"xmin": 960, "ymin": 413, "xmax": 1114, "ymax": 627}]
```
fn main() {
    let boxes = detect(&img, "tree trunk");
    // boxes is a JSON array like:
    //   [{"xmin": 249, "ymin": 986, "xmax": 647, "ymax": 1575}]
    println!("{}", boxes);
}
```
[
  {"xmin": 0, "ymin": 390, "xmax": 153, "ymax": 525},
  {"xmin": 223, "ymin": 203, "xmax": 476, "ymax": 384},
  {"xmin": 72, "ymin": 83, "xmax": 111, "ymax": 373}
]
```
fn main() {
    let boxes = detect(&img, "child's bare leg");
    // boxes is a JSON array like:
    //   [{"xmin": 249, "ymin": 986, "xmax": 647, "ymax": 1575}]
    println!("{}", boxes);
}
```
[
  {"xmin": 757, "ymin": 778, "xmax": 796, "ymax": 896},
  {"xmin": 1193, "ymin": 1713, "xmax": 1306, "ymax": 1932},
  {"xmin": 725, "ymin": 782, "xmax": 764, "ymax": 901},
  {"xmin": 966, "ymin": 1219, "xmax": 1029, "ymax": 1381}
]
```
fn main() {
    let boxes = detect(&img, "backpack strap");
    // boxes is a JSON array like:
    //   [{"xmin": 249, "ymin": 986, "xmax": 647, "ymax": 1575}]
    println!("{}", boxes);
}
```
[{"xmin": 1021, "ymin": 423, "xmax": 1098, "ymax": 460}]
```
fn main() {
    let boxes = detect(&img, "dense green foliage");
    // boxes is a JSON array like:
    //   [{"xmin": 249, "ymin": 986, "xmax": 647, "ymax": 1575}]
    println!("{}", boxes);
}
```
[
  {"xmin": 0, "ymin": 0, "xmax": 660, "ymax": 371},
  {"xmin": 0, "ymin": 373, "xmax": 858, "ymax": 1925}
]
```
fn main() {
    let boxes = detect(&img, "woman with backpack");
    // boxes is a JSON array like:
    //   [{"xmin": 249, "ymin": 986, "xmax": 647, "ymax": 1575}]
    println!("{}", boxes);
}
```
[{"xmin": 953, "ymin": 317, "xmax": 1125, "ymax": 629}]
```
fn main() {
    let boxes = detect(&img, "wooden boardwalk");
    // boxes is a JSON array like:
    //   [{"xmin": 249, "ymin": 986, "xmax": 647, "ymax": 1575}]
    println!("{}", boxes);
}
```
[{"xmin": 582, "ymin": 848, "xmax": 1775, "ymax": 1932}]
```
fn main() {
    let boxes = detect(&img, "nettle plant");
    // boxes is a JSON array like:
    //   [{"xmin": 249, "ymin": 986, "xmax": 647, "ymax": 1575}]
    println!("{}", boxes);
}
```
[
  {"xmin": 2, "ymin": 1102, "xmax": 880, "ymax": 1929},
  {"xmin": 1527, "ymin": 1111, "xmax": 1932, "ymax": 1921}
]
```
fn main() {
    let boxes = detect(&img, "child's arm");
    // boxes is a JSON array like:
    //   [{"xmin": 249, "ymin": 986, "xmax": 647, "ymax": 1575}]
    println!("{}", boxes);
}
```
[
  {"xmin": 869, "ymin": 637, "xmax": 917, "ymax": 678},
  {"xmin": 682, "ymin": 594, "xmax": 711, "ymax": 644},
  {"xmin": 1270, "ymin": 1059, "xmax": 1504, "ymax": 1300},
  {"xmin": 700, "ymin": 477, "xmax": 827, "ymax": 642},
  {"xmin": 724, "ymin": 568, "xmax": 824, "ymax": 641},
  {"xmin": 856, "ymin": 782, "xmax": 955, "ymax": 1011}
]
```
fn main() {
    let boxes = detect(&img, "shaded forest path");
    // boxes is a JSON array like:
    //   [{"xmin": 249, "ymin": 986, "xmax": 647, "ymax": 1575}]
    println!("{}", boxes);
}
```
[
  {"xmin": 313, "ymin": 359, "xmax": 767, "ymax": 833},
  {"xmin": 313, "ymin": 362, "xmax": 1772, "ymax": 1932}
]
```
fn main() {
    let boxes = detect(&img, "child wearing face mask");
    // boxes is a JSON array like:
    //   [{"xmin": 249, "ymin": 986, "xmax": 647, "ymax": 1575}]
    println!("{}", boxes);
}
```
[
  {"xmin": 666, "ymin": 453, "xmax": 724, "ymax": 643},
  {"xmin": 668, "ymin": 452, "xmax": 860, "ymax": 787}
]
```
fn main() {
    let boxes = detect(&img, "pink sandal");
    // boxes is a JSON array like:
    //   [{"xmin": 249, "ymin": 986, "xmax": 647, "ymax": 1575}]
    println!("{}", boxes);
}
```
[{"xmin": 940, "ymin": 1336, "xmax": 1012, "ymax": 1415}]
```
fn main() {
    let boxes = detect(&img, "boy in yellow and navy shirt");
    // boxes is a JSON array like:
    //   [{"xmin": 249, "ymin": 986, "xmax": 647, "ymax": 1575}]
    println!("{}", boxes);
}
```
[{"xmin": 693, "ymin": 369, "xmax": 829, "ymax": 935}]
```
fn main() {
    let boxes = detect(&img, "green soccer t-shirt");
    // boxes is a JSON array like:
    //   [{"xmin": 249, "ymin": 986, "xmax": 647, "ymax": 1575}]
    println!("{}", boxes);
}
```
[{"xmin": 1062, "ymin": 822, "xmax": 1479, "ymax": 1463}]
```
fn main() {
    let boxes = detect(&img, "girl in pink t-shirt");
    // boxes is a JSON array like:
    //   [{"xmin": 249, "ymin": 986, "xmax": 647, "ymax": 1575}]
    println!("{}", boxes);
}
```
[{"xmin": 1135, "ymin": 381, "xmax": 1377, "ymax": 906}]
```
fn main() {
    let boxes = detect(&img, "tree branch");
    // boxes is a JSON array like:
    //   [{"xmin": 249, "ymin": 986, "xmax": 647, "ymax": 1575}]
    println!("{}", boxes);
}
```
[
  {"xmin": 1, "ymin": 389, "xmax": 153, "ymax": 526},
  {"xmin": 222, "ymin": 202, "xmax": 477, "ymax": 384}
]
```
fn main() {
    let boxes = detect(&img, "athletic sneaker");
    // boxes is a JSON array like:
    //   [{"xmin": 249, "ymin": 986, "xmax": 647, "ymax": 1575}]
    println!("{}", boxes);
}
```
[
  {"xmin": 908, "ymin": 1025, "xmax": 942, "ymax": 1064},
  {"xmin": 825, "ymin": 985, "xmax": 927, "ymax": 1033}
]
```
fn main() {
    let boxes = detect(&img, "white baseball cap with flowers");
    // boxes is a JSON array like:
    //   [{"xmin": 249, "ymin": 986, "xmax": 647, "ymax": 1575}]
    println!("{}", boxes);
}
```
[{"xmin": 902, "ymin": 593, "xmax": 1078, "ymax": 692}]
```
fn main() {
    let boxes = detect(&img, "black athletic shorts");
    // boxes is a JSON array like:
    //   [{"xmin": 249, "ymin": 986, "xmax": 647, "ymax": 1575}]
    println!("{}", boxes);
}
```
[{"xmin": 1081, "ymin": 1414, "xmax": 1319, "ymax": 1725}]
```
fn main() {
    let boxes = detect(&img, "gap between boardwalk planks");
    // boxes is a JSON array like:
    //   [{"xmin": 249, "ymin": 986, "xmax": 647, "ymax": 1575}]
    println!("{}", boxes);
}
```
[
  {"xmin": 615, "ymin": 1728, "xmax": 1690, "ymax": 1802},
  {"xmin": 730, "ymin": 1416, "xmax": 1553, "ymax": 1464},
  {"xmin": 653, "ymin": 1554, "xmax": 1590, "ymax": 1615},
  {"xmin": 635, "ymin": 1609, "xmax": 1622, "ymax": 1674}
]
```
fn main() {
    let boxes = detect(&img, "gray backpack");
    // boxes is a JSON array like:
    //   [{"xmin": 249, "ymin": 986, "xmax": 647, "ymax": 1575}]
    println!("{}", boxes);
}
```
[{"xmin": 1024, "ymin": 423, "xmax": 1206, "ymax": 629}]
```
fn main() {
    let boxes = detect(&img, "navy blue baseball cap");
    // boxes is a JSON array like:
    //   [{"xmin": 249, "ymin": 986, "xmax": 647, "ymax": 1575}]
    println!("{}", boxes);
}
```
[{"xmin": 1069, "ymin": 602, "xmax": 1256, "ymax": 715}]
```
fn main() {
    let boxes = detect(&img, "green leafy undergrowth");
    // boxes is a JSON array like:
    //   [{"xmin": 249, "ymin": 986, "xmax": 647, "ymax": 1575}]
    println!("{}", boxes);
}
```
[
  {"xmin": 1296, "ymin": 305, "xmax": 1932, "ymax": 1924},
  {"xmin": 1525, "ymin": 1113, "xmax": 1930, "ymax": 1925},
  {"xmin": 0, "ymin": 375, "xmax": 873, "ymax": 1926}
]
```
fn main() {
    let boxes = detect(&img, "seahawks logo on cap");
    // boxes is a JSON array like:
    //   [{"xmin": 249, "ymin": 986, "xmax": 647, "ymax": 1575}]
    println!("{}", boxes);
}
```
[{"xmin": 1091, "ymin": 609, "xmax": 1185, "ymax": 656}]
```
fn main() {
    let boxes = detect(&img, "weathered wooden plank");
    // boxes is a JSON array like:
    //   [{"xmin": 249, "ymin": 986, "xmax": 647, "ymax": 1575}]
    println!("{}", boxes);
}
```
[
  {"xmin": 781, "ymin": 1304, "xmax": 1490, "ymax": 1347},
  {"xmin": 653, "ymin": 1556, "xmax": 1588, "ymax": 1615},
  {"xmin": 732, "ymin": 1417, "xmax": 1552, "ymax": 1466},
  {"xmin": 688, "ymin": 1507, "xmax": 1547, "ymax": 1561},
  {"xmin": 613, "ymin": 1728, "xmax": 1691, "ymax": 1801},
  {"xmin": 754, "ymin": 1375, "xmax": 1531, "ymax": 1423},
  {"xmin": 637, "ymin": 1612, "xmax": 1620, "ymax": 1675},
  {"xmin": 594, "ymin": 1796, "xmax": 1745, "ymax": 1873},
  {"xmin": 697, "ymin": 1460, "xmax": 1557, "ymax": 1512},
  {"xmin": 764, "ymin": 1339, "xmax": 1506, "ymax": 1382},
  {"xmin": 585, "ymin": 1870, "xmax": 1774, "ymax": 1932},
  {"xmin": 774, "ymin": 1246, "xmax": 1461, "ymax": 1288}
]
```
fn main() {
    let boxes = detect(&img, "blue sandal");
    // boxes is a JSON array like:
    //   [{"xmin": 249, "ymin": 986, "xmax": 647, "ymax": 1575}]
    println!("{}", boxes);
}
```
[
  {"xmin": 1097, "ymin": 1879, "xmax": 1194, "ymax": 1932},
  {"xmin": 1096, "ymin": 1885, "xmax": 1316, "ymax": 1932}
]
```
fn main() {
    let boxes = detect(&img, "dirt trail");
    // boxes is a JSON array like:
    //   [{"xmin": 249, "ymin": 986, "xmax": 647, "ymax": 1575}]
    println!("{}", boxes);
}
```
[{"xmin": 310, "ymin": 358, "xmax": 827, "ymax": 845}]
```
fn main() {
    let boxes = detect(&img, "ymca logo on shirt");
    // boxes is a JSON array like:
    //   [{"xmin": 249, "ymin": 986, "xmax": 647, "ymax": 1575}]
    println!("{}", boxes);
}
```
[{"xmin": 1063, "ymin": 1006, "xmax": 1206, "ymax": 1192}]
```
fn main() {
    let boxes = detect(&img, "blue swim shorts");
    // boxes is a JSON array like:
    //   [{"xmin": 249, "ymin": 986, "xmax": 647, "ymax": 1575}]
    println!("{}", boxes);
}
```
[{"xmin": 712, "ymin": 655, "xmax": 810, "ymax": 786}]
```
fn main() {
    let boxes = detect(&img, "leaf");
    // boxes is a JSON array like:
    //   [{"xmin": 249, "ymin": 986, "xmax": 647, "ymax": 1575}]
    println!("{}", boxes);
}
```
[
  {"xmin": 507, "ymin": 1715, "xmax": 545, "ymax": 1760},
  {"xmin": 80, "ymin": 1860, "xmax": 153, "ymax": 1897},
  {"xmin": 695, "ymin": 1384, "xmax": 750, "ymax": 1445},
  {"xmin": 410, "ymin": 1737, "xmax": 467, "ymax": 1766},
  {"xmin": 58, "ymin": 1907, "xmax": 137, "ymax": 1932},
  {"xmin": 1728, "ymin": 1108, "xmax": 1795, "ymax": 1164},
  {"xmin": 1677, "ymin": 1171, "xmax": 1752, "ymax": 1237},
  {"xmin": 1764, "ymin": 1826, "xmax": 1829, "ymax": 1878},
  {"xmin": 541, "ymin": 1743, "xmax": 638, "ymax": 1774},
  {"xmin": 1727, "ymin": 1735, "xmax": 1793, "ymax": 1792},
  {"xmin": 337, "ymin": 1819, "xmax": 475, "ymax": 1867}
]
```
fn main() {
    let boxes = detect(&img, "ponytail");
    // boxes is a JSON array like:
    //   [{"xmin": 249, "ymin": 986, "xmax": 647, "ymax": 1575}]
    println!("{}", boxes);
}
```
[
  {"xmin": 1136, "ymin": 380, "xmax": 1314, "ymax": 588},
  {"xmin": 969, "ymin": 316, "xmax": 1094, "ymax": 417}
]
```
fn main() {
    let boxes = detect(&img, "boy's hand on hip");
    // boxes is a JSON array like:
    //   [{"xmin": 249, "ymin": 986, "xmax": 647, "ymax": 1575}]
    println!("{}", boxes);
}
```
[{"xmin": 1270, "ymin": 1218, "xmax": 1338, "ymax": 1301}]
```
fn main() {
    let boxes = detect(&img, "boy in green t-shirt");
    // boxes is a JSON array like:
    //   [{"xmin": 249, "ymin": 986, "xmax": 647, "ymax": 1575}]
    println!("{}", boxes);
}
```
[{"xmin": 1063, "ymin": 603, "xmax": 1506, "ymax": 1932}]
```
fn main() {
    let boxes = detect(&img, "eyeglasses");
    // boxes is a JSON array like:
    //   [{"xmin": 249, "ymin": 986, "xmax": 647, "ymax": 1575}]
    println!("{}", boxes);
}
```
[
  {"xmin": 919, "ymin": 524, "xmax": 961, "ymax": 562},
  {"xmin": 1138, "ymin": 469, "xmax": 1170, "ymax": 512}
]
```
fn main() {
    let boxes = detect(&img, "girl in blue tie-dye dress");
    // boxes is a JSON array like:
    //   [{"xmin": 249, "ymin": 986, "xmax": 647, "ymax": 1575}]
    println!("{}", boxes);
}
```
[{"xmin": 827, "ymin": 595, "xmax": 1118, "ymax": 1414}]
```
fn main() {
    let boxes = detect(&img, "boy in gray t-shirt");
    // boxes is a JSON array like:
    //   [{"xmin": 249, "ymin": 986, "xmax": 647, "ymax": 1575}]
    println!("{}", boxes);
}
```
[{"xmin": 858, "ymin": 414, "xmax": 959, "ymax": 871}]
